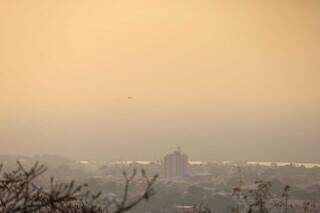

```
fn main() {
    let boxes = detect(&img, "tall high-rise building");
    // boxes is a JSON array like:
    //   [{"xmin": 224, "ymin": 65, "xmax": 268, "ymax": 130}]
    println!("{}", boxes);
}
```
[{"xmin": 164, "ymin": 147, "xmax": 188, "ymax": 179}]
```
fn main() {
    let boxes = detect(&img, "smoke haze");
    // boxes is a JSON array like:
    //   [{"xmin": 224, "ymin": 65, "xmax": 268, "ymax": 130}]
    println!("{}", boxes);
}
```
[{"xmin": 0, "ymin": 0, "xmax": 319, "ymax": 162}]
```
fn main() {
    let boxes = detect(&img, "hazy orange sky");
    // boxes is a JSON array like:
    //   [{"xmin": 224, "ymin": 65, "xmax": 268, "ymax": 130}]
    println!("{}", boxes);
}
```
[{"xmin": 0, "ymin": 0, "xmax": 319, "ymax": 162}]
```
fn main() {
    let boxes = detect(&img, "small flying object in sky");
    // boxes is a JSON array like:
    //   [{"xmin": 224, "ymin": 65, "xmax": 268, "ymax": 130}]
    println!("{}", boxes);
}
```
[{"xmin": 127, "ymin": 96, "xmax": 133, "ymax": 99}]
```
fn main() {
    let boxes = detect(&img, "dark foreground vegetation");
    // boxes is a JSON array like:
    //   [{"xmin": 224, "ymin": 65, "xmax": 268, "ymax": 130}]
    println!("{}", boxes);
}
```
[
  {"xmin": 1, "ymin": 161, "xmax": 320, "ymax": 213},
  {"xmin": 0, "ymin": 162, "xmax": 157, "ymax": 213}
]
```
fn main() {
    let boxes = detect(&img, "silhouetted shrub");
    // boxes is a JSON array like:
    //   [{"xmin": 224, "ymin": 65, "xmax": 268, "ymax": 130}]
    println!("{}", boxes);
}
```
[{"xmin": 0, "ymin": 162, "xmax": 158, "ymax": 213}]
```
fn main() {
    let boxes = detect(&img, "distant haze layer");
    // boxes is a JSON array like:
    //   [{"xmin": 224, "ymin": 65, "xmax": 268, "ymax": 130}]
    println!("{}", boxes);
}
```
[{"xmin": 0, "ymin": 0, "xmax": 319, "ymax": 162}]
